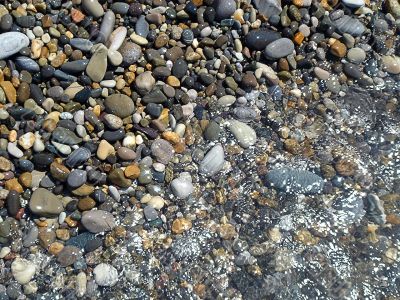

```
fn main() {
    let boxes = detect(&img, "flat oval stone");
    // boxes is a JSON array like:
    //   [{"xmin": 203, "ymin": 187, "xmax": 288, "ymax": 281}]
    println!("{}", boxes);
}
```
[
  {"xmin": 15, "ymin": 56, "xmax": 40, "ymax": 72},
  {"xmin": 82, "ymin": 0, "xmax": 104, "ymax": 18},
  {"xmin": 29, "ymin": 188, "xmax": 63, "ymax": 217},
  {"xmin": 199, "ymin": 144, "xmax": 225, "ymax": 177},
  {"xmin": 135, "ymin": 15, "xmax": 149, "ymax": 37},
  {"xmin": 227, "ymin": 120, "xmax": 257, "ymax": 148},
  {"xmin": 93, "ymin": 263, "xmax": 118, "ymax": 286},
  {"xmin": 245, "ymin": 30, "xmax": 281, "ymax": 51},
  {"xmin": 81, "ymin": 210, "xmax": 116, "ymax": 233},
  {"xmin": 265, "ymin": 168, "xmax": 324, "ymax": 194},
  {"xmin": 52, "ymin": 127, "xmax": 82, "ymax": 145},
  {"xmin": 342, "ymin": 0, "xmax": 365, "ymax": 8},
  {"xmin": 65, "ymin": 147, "xmax": 92, "ymax": 168},
  {"xmin": 0, "ymin": 32, "xmax": 29, "ymax": 59},
  {"xmin": 333, "ymin": 15, "xmax": 365, "ymax": 37},
  {"xmin": 86, "ymin": 46, "xmax": 108, "ymax": 82},
  {"xmin": 61, "ymin": 59, "xmax": 89, "ymax": 73},
  {"xmin": 104, "ymin": 94, "xmax": 135, "ymax": 118},
  {"xmin": 108, "ymin": 26, "xmax": 127, "ymax": 51},
  {"xmin": 264, "ymin": 38, "xmax": 294, "ymax": 59},
  {"xmin": 70, "ymin": 38, "xmax": 93, "ymax": 51},
  {"xmin": 111, "ymin": 2, "xmax": 130, "ymax": 14}
]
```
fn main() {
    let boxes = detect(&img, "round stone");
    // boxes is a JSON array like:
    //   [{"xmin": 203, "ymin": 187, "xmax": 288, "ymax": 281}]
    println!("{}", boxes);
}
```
[{"xmin": 104, "ymin": 94, "xmax": 135, "ymax": 118}]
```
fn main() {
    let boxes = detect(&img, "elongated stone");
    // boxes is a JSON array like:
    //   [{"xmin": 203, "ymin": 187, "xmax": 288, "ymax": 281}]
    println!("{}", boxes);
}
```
[
  {"xmin": 15, "ymin": 56, "xmax": 40, "ymax": 72},
  {"xmin": 245, "ymin": 29, "xmax": 281, "ymax": 51},
  {"xmin": 70, "ymin": 38, "xmax": 93, "ymax": 51},
  {"xmin": 61, "ymin": 59, "xmax": 89, "ymax": 73},
  {"xmin": 199, "ymin": 144, "xmax": 225, "ymax": 177},
  {"xmin": 135, "ymin": 15, "xmax": 149, "ymax": 37},
  {"xmin": 82, "ymin": 0, "xmax": 104, "ymax": 18},
  {"xmin": 333, "ymin": 15, "xmax": 365, "ymax": 37},
  {"xmin": 86, "ymin": 45, "xmax": 107, "ymax": 82},
  {"xmin": 81, "ymin": 210, "xmax": 116, "ymax": 233},
  {"xmin": 265, "ymin": 168, "xmax": 324, "ymax": 194},
  {"xmin": 98, "ymin": 10, "xmax": 115, "ymax": 43},
  {"xmin": 0, "ymin": 32, "xmax": 30, "ymax": 59},
  {"xmin": 107, "ymin": 26, "xmax": 127, "ymax": 51}
]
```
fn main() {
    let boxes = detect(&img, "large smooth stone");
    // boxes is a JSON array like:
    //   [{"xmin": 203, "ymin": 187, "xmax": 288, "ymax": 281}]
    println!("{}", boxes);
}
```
[
  {"xmin": 98, "ymin": 10, "xmax": 115, "ymax": 43},
  {"xmin": 245, "ymin": 29, "xmax": 281, "ymax": 51},
  {"xmin": 252, "ymin": 0, "xmax": 282, "ymax": 18},
  {"xmin": 265, "ymin": 168, "xmax": 324, "ymax": 194},
  {"xmin": 199, "ymin": 144, "xmax": 225, "ymax": 177},
  {"xmin": 86, "ymin": 45, "xmax": 108, "ymax": 82},
  {"xmin": 264, "ymin": 38, "xmax": 294, "ymax": 59},
  {"xmin": 333, "ymin": 15, "xmax": 365, "ymax": 37},
  {"xmin": 81, "ymin": 210, "xmax": 116, "ymax": 233},
  {"xmin": 82, "ymin": 0, "xmax": 104, "ymax": 18},
  {"xmin": 227, "ymin": 120, "xmax": 257, "ymax": 148},
  {"xmin": 0, "ymin": 32, "xmax": 29, "ymax": 59},
  {"xmin": 104, "ymin": 94, "xmax": 135, "ymax": 118},
  {"xmin": 29, "ymin": 188, "xmax": 64, "ymax": 217},
  {"xmin": 213, "ymin": 0, "xmax": 236, "ymax": 20}
]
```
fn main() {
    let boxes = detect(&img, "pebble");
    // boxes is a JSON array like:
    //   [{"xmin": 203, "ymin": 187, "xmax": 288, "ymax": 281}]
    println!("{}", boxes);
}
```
[
  {"xmin": 104, "ymin": 94, "xmax": 135, "ymax": 118},
  {"xmin": 135, "ymin": 71, "xmax": 155, "ymax": 95},
  {"xmin": 265, "ymin": 168, "xmax": 324, "ymax": 194},
  {"xmin": 86, "ymin": 45, "xmax": 108, "ymax": 82},
  {"xmin": 108, "ymin": 27, "xmax": 127, "ymax": 51},
  {"xmin": 264, "ymin": 38, "xmax": 295, "ymax": 59},
  {"xmin": 253, "ymin": 0, "xmax": 282, "ymax": 18},
  {"xmin": 199, "ymin": 144, "xmax": 225, "ymax": 177},
  {"xmin": 93, "ymin": 263, "xmax": 118, "ymax": 287},
  {"xmin": 381, "ymin": 56, "xmax": 400, "ymax": 74},
  {"xmin": 342, "ymin": 0, "xmax": 365, "ymax": 8},
  {"xmin": 213, "ymin": 0, "xmax": 236, "ymax": 20},
  {"xmin": 99, "ymin": 10, "xmax": 115, "ymax": 44},
  {"xmin": 171, "ymin": 173, "xmax": 194, "ymax": 199},
  {"xmin": 82, "ymin": 0, "xmax": 104, "ymax": 18},
  {"xmin": 347, "ymin": 48, "xmax": 366, "ymax": 64},
  {"xmin": 245, "ymin": 29, "xmax": 281, "ymax": 51},
  {"xmin": 151, "ymin": 139, "xmax": 174, "ymax": 164},
  {"xmin": 333, "ymin": 15, "xmax": 365, "ymax": 37},
  {"xmin": 81, "ymin": 210, "xmax": 116, "ymax": 233},
  {"xmin": 0, "ymin": 32, "xmax": 29, "ymax": 60},
  {"xmin": 227, "ymin": 120, "xmax": 257, "ymax": 148},
  {"xmin": 11, "ymin": 258, "xmax": 36, "ymax": 284},
  {"xmin": 56, "ymin": 246, "xmax": 82, "ymax": 267},
  {"xmin": 29, "ymin": 188, "xmax": 64, "ymax": 217},
  {"xmin": 119, "ymin": 41, "xmax": 142, "ymax": 66}
]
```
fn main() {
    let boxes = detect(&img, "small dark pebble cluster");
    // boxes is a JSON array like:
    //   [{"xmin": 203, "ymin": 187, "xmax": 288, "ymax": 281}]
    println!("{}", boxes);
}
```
[{"xmin": 0, "ymin": 0, "xmax": 400, "ymax": 299}]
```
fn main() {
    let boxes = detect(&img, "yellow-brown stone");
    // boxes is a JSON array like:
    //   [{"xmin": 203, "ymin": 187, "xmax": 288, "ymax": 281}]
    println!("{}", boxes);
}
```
[{"xmin": 0, "ymin": 81, "xmax": 16, "ymax": 103}]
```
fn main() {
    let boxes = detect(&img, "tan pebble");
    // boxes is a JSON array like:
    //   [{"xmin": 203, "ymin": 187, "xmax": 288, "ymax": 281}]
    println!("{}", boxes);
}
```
[
  {"xmin": 0, "ymin": 157, "xmax": 11, "ymax": 171},
  {"xmin": 0, "ymin": 81, "xmax": 16, "ymax": 103},
  {"xmin": 64, "ymin": 216, "xmax": 78, "ymax": 227},
  {"xmin": 335, "ymin": 159, "xmax": 357, "ymax": 176},
  {"xmin": 172, "ymin": 218, "xmax": 192, "ymax": 234},
  {"xmin": 56, "ymin": 228, "xmax": 70, "ymax": 241},
  {"xmin": 162, "ymin": 131, "xmax": 180, "ymax": 144},
  {"xmin": 97, "ymin": 140, "xmax": 115, "ymax": 160},
  {"xmin": 93, "ymin": 105, "xmax": 101, "ymax": 116},
  {"xmin": 46, "ymin": 111, "xmax": 60, "ymax": 122},
  {"xmin": 42, "ymin": 118, "xmax": 57, "ymax": 132},
  {"xmin": 8, "ymin": 130, "xmax": 17, "ymax": 142},
  {"xmin": 219, "ymin": 223, "xmax": 237, "ymax": 239},
  {"xmin": 50, "ymin": 53, "xmax": 66, "ymax": 68},
  {"xmin": 18, "ymin": 132, "xmax": 35, "ymax": 150},
  {"xmin": 19, "ymin": 172, "xmax": 32, "ymax": 188},
  {"xmin": 5, "ymin": 178, "xmax": 23, "ymax": 193},
  {"xmin": 31, "ymin": 39, "xmax": 44, "ymax": 59},
  {"xmin": 48, "ymin": 242, "xmax": 64, "ymax": 255}
]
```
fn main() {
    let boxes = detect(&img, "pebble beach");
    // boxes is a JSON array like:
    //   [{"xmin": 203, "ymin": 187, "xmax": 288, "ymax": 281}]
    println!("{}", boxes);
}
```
[{"xmin": 0, "ymin": 0, "xmax": 399, "ymax": 299}]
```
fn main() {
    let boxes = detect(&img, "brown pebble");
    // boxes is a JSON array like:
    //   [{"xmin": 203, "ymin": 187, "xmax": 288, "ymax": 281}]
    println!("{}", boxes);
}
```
[
  {"xmin": 335, "ymin": 159, "xmax": 357, "ymax": 176},
  {"xmin": 330, "ymin": 40, "xmax": 347, "ymax": 58},
  {"xmin": 5, "ymin": 178, "xmax": 23, "ymax": 193},
  {"xmin": 48, "ymin": 242, "xmax": 64, "ymax": 255},
  {"xmin": 0, "ymin": 81, "xmax": 16, "ymax": 103},
  {"xmin": 17, "ymin": 82, "xmax": 30, "ymax": 103},
  {"xmin": 77, "ymin": 197, "xmax": 96, "ymax": 211},
  {"xmin": 38, "ymin": 230, "xmax": 56, "ymax": 249},
  {"xmin": 124, "ymin": 164, "xmax": 140, "ymax": 179}
]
